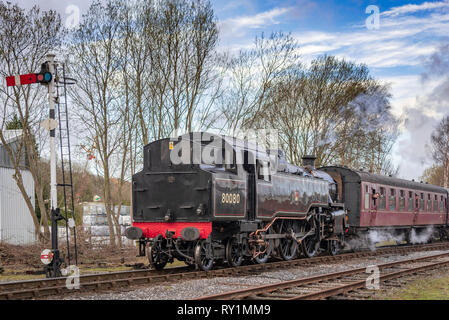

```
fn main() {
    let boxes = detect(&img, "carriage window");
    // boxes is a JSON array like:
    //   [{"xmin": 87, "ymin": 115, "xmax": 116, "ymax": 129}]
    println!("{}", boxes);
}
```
[
  {"xmin": 420, "ymin": 193, "xmax": 424, "ymax": 211},
  {"xmin": 408, "ymin": 191, "xmax": 413, "ymax": 211},
  {"xmin": 399, "ymin": 190, "xmax": 405, "ymax": 211},
  {"xmin": 434, "ymin": 195, "xmax": 439, "ymax": 213},
  {"xmin": 389, "ymin": 188, "xmax": 396, "ymax": 211},
  {"xmin": 427, "ymin": 194, "xmax": 432, "ymax": 212},
  {"xmin": 364, "ymin": 186, "xmax": 370, "ymax": 210},
  {"xmin": 441, "ymin": 196, "xmax": 445, "ymax": 213},
  {"xmin": 372, "ymin": 188, "xmax": 377, "ymax": 208},
  {"xmin": 379, "ymin": 187, "xmax": 386, "ymax": 210}
]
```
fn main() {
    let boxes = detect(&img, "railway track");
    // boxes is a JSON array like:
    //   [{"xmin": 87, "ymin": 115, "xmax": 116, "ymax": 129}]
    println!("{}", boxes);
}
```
[
  {"xmin": 1, "ymin": 242, "xmax": 448, "ymax": 300},
  {"xmin": 195, "ymin": 251, "xmax": 449, "ymax": 300}
]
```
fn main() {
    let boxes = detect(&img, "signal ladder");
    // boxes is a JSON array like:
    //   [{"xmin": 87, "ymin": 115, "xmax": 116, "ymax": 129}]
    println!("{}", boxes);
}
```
[{"xmin": 54, "ymin": 64, "xmax": 78, "ymax": 267}]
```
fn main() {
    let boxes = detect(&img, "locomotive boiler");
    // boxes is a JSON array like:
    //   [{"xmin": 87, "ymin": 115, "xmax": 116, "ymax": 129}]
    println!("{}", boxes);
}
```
[{"xmin": 125, "ymin": 132, "xmax": 348, "ymax": 270}]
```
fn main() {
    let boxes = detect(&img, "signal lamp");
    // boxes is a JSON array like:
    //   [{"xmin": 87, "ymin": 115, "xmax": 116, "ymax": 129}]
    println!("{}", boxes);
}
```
[{"xmin": 37, "ymin": 72, "xmax": 52, "ymax": 84}]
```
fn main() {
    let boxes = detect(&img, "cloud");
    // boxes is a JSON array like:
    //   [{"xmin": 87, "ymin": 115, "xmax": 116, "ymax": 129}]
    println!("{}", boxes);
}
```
[
  {"xmin": 383, "ymin": 0, "xmax": 449, "ymax": 17},
  {"xmin": 392, "ymin": 43, "xmax": 449, "ymax": 179},
  {"xmin": 291, "ymin": 10, "xmax": 449, "ymax": 68},
  {"xmin": 218, "ymin": 7, "xmax": 291, "ymax": 38},
  {"xmin": 282, "ymin": 2, "xmax": 449, "ymax": 180},
  {"xmin": 423, "ymin": 43, "xmax": 449, "ymax": 79},
  {"xmin": 419, "ymin": 43, "xmax": 449, "ymax": 117},
  {"xmin": 394, "ymin": 108, "xmax": 437, "ymax": 178}
]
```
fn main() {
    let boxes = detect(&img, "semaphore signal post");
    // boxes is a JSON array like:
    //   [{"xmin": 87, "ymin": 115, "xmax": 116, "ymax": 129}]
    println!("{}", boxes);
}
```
[{"xmin": 6, "ymin": 53, "xmax": 76, "ymax": 278}]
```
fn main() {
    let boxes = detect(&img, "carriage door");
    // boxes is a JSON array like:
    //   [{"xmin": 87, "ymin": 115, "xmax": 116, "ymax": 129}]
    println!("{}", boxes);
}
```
[
  {"xmin": 370, "ymin": 184, "xmax": 378, "ymax": 225},
  {"xmin": 413, "ymin": 192, "xmax": 419, "ymax": 225},
  {"xmin": 243, "ymin": 151, "xmax": 256, "ymax": 221}
]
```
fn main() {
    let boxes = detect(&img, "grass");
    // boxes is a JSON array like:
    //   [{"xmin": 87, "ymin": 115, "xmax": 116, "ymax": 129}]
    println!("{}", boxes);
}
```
[
  {"xmin": 0, "ymin": 258, "xmax": 188, "ymax": 283},
  {"xmin": 0, "ymin": 273, "xmax": 45, "ymax": 282},
  {"xmin": 79, "ymin": 266, "xmax": 133, "ymax": 274},
  {"xmin": 381, "ymin": 275, "xmax": 449, "ymax": 300}
]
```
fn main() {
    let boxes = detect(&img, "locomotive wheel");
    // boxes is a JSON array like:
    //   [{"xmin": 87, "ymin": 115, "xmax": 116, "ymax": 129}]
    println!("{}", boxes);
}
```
[
  {"xmin": 194, "ymin": 241, "xmax": 214, "ymax": 271},
  {"xmin": 302, "ymin": 235, "xmax": 318, "ymax": 258},
  {"xmin": 328, "ymin": 240, "xmax": 339, "ymax": 256},
  {"xmin": 279, "ymin": 220, "xmax": 298, "ymax": 261},
  {"xmin": 254, "ymin": 245, "xmax": 270, "ymax": 264},
  {"xmin": 148, "ymin": 245, "xmax": 167, "ymax": 270},
  {"xmin": 254, "ymin": 227, "xmax": 274, "ymax": 264},
  {"xmin": 300, "ymin": 216, "xmax": 319, "ymax": 258},
  {"xmin": 226, "ymin": 237, "xmax": 243, "ymax": 267}
]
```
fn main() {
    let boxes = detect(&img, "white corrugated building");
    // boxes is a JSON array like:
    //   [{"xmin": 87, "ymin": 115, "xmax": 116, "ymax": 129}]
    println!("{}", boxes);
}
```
[{"xmin": 0, "ymin": 130, "xmax": 36, "ymax": 245}]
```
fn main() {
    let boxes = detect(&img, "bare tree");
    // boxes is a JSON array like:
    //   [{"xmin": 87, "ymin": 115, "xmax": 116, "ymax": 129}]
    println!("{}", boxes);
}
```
[
  {"xmin": 430, "ymin": 116, "xmax": 449, "ymax": 187},
  {"xmin": 0, "ymin": 2, "xmax": 63, "ymax": 242},
  {"xmin": 333, "ymin": 83, "xmax": 398, "ymax": 174},
  {"xmin": 254, "ymin": 54, "xmax": 397, "ymax": 173},
  {"xmin": 117, "ymin": 0, "xmax": 219, "ymax": 171},
  {"xmin": 421, "ymin": 164, "xmax": 445, "ymax": 186},
  {"xmin": 67, "ymin": 0, "xmax": 125, "ymax": 246},
  {"xmin": 146, "ymin": 0, "xmax": 219, "ymax": 137},
  {"xmin": 217, "ymin": 32, "xmax": 299, "ymax": 134}
]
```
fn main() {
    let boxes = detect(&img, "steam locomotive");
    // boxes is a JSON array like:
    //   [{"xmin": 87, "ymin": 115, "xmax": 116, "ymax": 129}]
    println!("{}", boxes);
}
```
[
  {"xmin": 125, "ymin": 132, "xmax": 449, "ymax": 270},
  {"xmin": 125, "ymin": 132, "xmax": 348, "ymax": 270}
]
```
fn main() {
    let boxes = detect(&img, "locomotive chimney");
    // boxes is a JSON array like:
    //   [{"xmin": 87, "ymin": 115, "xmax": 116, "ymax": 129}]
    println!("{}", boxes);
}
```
[{"xmin": 302, "ymin": 155, "xmax": 316, "ymax": 169}]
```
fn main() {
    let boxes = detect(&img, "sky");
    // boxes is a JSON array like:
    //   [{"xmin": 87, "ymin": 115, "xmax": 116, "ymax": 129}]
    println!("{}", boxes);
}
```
[{"xmin": 15, "ymin": 0, "xmax": 449, "ymax": 180}]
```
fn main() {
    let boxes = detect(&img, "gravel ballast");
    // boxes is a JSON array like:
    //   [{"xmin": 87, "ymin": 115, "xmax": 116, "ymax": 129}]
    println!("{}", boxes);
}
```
[{"xmin": 49, "ymin": 249, "xmax": 449, "ymax": 300}]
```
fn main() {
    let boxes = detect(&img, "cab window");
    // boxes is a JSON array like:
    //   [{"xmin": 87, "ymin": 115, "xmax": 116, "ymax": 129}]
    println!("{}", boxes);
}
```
[{"xmin": 257, "ymin": 160, "xmax": 271, "ymax": 182}]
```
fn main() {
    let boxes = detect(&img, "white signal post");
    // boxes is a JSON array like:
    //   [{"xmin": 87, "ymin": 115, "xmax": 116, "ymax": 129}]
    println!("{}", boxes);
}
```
[
  {"xmin": 47, "ymin": 53, "xmax": 57, "ymax": 211},
  {"xmin": 45, "ymin": 53, "xmax": 63, "ymax": 278}
]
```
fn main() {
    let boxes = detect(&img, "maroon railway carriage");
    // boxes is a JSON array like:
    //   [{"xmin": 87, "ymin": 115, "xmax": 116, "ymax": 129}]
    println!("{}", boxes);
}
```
[{"xmin": 320, "ymin": 166, "xmax": 449, "ymax": 241}]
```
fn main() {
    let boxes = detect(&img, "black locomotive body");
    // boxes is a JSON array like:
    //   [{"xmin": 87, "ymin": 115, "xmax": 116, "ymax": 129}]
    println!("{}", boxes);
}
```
[{"xmin": 126, "ymin": 133, "xmax": 347, "ymax": 270}]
